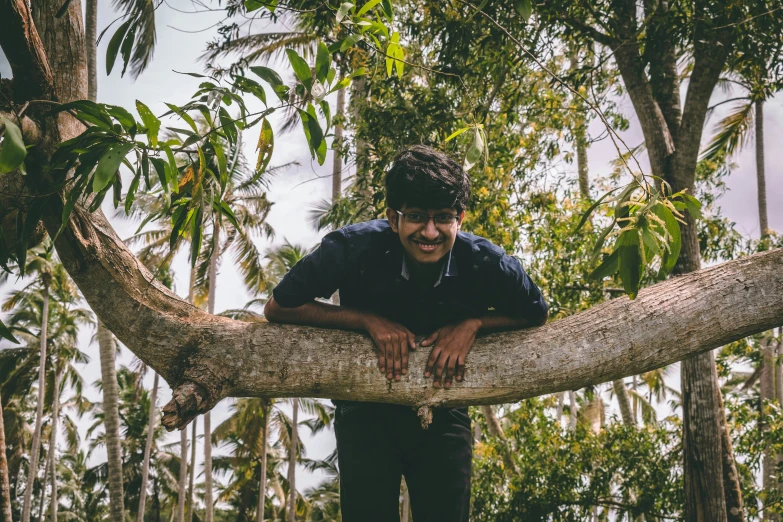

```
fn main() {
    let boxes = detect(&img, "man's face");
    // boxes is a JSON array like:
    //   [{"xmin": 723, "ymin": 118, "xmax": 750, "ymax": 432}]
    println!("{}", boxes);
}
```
[{"xmin": 386, "ymin": 205, "xmax": 465, "ymax": 265}]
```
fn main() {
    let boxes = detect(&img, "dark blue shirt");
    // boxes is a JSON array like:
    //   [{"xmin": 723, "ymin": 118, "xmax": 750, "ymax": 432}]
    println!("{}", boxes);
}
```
[{"xmin": 272, "ymin": 219, "xmax": 548, "ymax": 333}]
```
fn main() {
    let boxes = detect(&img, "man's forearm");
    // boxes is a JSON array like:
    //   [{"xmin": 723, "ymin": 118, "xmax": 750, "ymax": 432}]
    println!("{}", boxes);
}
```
[
  {"xmin": 264, "ymin": 297, "xmax": 372, "ymax": 331},
  {"xmin": 475, "ymin": 310, "xmax": 548, "ymax": 332}
]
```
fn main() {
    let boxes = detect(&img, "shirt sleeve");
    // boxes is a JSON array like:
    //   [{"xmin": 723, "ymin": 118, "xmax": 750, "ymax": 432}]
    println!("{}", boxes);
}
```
[
  {"xmin": 485, "ymin": 252, "xmax": 548, "ymax": 320},
  {"xmin": 271, "ymin": 231, "xmax": 349, "ymax": 308}
]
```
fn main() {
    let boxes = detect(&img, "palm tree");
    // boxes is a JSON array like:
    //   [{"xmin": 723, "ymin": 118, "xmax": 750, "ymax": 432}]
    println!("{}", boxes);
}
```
[
  {"xmin": 0, "ymin": 388, "xmax": 12, "ymax": 522},
  {"xmin": 3, "ymin": 245, "xmax": 56, "ymax": 522}
]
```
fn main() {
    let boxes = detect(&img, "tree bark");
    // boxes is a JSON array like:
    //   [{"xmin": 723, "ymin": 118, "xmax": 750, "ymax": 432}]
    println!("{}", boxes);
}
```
[
  {"xmin": 332, "ymin": 86, "xmax": 345, "ymax": 203},
  {"xmin": 0, "ymin": 390, "xmax": 12, "ymax": 522},
  {"xmin": 755, "ymin": 100, "xmax": 769, "ymax": 237},
  {"xmin": 713, "ymin": 361, "xmax": 744, "ymax": 522},
  {"xmin": 287, "ymin": 399, "xmax": 298, "ymax": 522},
  {"xmin": 36, "ymin": 448, "xmax": 48, "ymax": 522},
  {"xmin": 613, "ymin": 379, "xmax": 634, "ymax": 426},
  {"xmin": 256, "ymin": 401, "xmax": 269, "ymax": 522},
  {"xmin": 98, "ymin": 320, "xmax": 126, "ymax": 522},
  {"xmin": 48, "ymin": 365, "xmax": 62, "ymax": 522},
  {"xmin": 177, "ymin": 429, "xmax": 187, "ymax": 522},
  {"xmin": 84, "ymin": 0, "xmax": 97, "ymax": 102},
  {"xmin": 137, "ymin": 372, "xmax": 160, "ymax": 522},
  {"xmin": 21, "ymin": 276, "xmax": 49, "ymax": 522}
]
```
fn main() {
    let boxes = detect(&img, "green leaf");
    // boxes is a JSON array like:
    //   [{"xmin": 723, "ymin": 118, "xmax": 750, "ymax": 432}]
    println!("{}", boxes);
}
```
[
  {"xmin": 356, "ymin": 0, "xmax": 382, "ymax": 16},
  {"xmin": 641, "ymin": 225, "xmax": 661, "ymax": 256},
  {"xmin": 381, "ymin": 0, "xmax": 393, "ymax": 20},
  {"xmin": 219, "ymin": 107, "xmax": 238, "ymax": 145},
  {"xmin": 339, "ymin": 33, "xmax": 363, "ymax": 52},
  {"xmin": 315, "ymin": 42, "xmax": 331, "ymax": 84},
  {"xmin": 0, "ymin": 117, "xmax": 28, "ymax": 175},
  {"xmin": 444, "ymin": 126, "xmax": 470, "ymax": 142},
  {"xmin": 463, "ymin": 128, "xmax": 483, "ymax": 171},
  {"xmin": 164, "ymin": 103, "xmax": 198, "ymax": 133},
  {"xmin": 162, "ymin": 144, "xmax": 179, "ymax": 194},
  {"xmin": 336, "ymin": 2, "xmax": 354, "ymax": 22},
  {"xmin": 119, "ymin": 22, "xmax": 137, "ymax": 77},
  {"xmin": 589, "ymin": 250, "xmax": 619, "ymax": 281},
  {"xmin": 94, "ymin": 142, "xmax": 134, "ymax": 193},
  {"xmin": 215, "ymin": 200, "xmax": 240, "ymax": 230},
  {"xmin": 286, "ymin": 49, "xmax": 313, "ymax": 91},
  {"xmin": 590, "ymin": 221, "xmax": 616, "ymax": 263},
  {"xmin": 575, "ymin": 189, "xmax": 617, "ymax": 233},
  {"xmin": 51, "ymin": 100, "xmax": 114, "ymax": 128},
  {"xmin": 254, "ymin": 118, "xmax": 274, "ymax": 178},
  {"xmin": 189, "ymin": 205, "xmax": 203, "ymax": 268},
  {"xmin": 514, "ymin": 0, "xmax": 532, "ymax": 20},
  {"xmin": 617, "ymin": 230, "xmax": 641, "ymax": 298},
  {"xmin": 653, "ymin": 204, "xmax": 681, "ymax": 275},
  {"xmin": 0, "ymin": 318, "xmax": 19, "ymax": 344},
  {"xmin": 393, "ymin": 43, "xmax": 404, "ymax": 78},
  {"xmin": 680, "ymin": 193, "xmax": 703, "ymax": 219},
  {"xmin": 136, "ymin": 100, "xmax": 161, "ymax": 148},
  {"xmin": 106, "ymin": 20, "xmax": 131, "ymax": 75},
  {"xmin": 105, "ymin": 105, "xmax": 138, "ymax": 135},
  {"xmin": 614, "ymin": 182, "xmax": 637, "ymax": 222}
]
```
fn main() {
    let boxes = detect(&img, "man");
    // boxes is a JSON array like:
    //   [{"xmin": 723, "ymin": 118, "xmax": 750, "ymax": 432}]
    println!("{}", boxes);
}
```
[{"xmin": 264, "ymin": 145, "xmax": 548, "ymax": 522}]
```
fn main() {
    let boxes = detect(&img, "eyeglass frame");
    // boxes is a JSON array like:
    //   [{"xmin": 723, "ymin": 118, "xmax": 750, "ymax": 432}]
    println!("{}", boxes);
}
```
[{"xmin": 394, "ymin": 210, "xmax": 462, "ymax": 227}]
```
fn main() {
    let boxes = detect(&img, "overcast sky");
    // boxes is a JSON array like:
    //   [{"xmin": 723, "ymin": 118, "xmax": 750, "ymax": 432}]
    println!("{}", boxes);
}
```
[{"xmin": 1, "ymin": 0, "xmax": 782, "ymax": 496}]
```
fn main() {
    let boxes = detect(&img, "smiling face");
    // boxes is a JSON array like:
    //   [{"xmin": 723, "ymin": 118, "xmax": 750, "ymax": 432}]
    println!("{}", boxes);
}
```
[{"xmin": 386, "ymin": 206, "xmax": 465, "ymax": 266}]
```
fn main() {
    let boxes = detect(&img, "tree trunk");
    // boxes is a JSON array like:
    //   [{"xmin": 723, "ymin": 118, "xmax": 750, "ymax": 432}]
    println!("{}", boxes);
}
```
[
  {"xmin": 186, "ymin": 421, "xmax": 196, "ymax": 522},
  {"xmin": 137, "ymin": 372, "xmax": 160, "ymax": 522},
  {"xmin": 36, "ymin": 449, "xmax": 49, "ymax": 522},
  {"xmin": 0, "ymin": 390, "xmax": 13, "ymax": 522},
  {"xmin": 204, "ymin": 222, "xmax": 220, "ymax": 522},
  {"xmin": 761, "ymin": 335, "xmax": 776, "ymax": 521},
  {"xmin": 256, "ymin": 401, "xmax": 270, "ymax": 522},
  {"xmin": 556, "ymin": 392, "xmax": 564, "ymax": 427},
  {"xmin": 21, "ymin": 276, "xmax": 49, "ymax": 522},
  {"xmin": 84, "ymin": 0, "xmax": 97, "ymax": 101},
  {"xmin": 714, "ymin": 361, "xmax": 744, "ymax": 522},
  {"xmin": 755, "ymin": 100, "xmax": 769, "ymax": 237},
  {"xmin": 613, "ymin": 379, "xmax": 634, "ymax": 426},
  {"xmin": 332, "ymin": 86, "xmax": 345, "ymax": 204},
  {"xmin": 480, "ymin": 405, "xmax": 518, "ymax": 474},
  {"xmin": 177, "ymin": 429, "xmax": 187, "ymax": 522},
  {"xmin": 568, "ymin": 390, "xmax": 577, "ymax": 432},
  {"xmin": 48, "ymin": 366, "xmax": 62, "ymax": 522},
  {"xmin": 98, "ymin": 320, "xmax": 126, "ymax": 521},
  {"xmin": 287, "ymin": 399, "xmax": 298, "ymax": 522},
  {"xmin": 682, "ymin": 352, "xmax": 727, "ymax": 522}
]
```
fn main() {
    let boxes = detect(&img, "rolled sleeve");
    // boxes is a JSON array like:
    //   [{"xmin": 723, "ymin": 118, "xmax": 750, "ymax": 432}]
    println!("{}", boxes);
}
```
[
  {"xmin": 271, "ymin": 231, "xmax": 348, "ymax": 308},
  {"xmin": 487, "ymin": 253, "xmax": 548, "ymax": 320}
]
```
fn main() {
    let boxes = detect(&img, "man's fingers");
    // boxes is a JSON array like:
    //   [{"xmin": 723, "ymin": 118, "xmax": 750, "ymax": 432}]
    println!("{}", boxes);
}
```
[
  {"xmin": 393, "ymin": 337, "xmax": 403, "ymax": 380},
  {"xmin": 407, "ymin": 330, "xmax": 417, "ymax": 350},
  {"xmin": 421, "ymin": 329, "xmax": 440, "ymax": 347},
  {"xmin": 401, "ymin": 337, "xmax": 409, "ymax": 376},
  {"xmin": 433, "ymin": 353, "xmax": 449, "ymax": 388},
  {"xmin": 456, "ymin": 354, "xmax": 466, "ymax": 382},
  {"xmin": 425, "ymin": 346, "xmax": 441, "ymax": 378},
  {"xmin": 386, "ymin": 342, "xmax": 395, "ymax": 380}
]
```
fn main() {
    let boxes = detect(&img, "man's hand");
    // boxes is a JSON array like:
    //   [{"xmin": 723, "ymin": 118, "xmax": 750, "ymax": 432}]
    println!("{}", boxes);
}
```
[
  {"xmin": 422, "ymin": 318, "xmax": 481, "ymax": 389},
  {"xmin": 362, "ymin": 314, "xmax": 417, "ymax": 381}
]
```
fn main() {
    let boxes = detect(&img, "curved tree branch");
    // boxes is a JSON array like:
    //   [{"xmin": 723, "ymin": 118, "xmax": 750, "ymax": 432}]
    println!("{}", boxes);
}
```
[{"xmin": 39, "ymin": 200, "xmax": 783, "ymax": 430}]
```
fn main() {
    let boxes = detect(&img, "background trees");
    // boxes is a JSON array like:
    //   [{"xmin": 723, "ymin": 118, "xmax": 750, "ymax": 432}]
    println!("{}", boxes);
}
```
[{"xmin": 1, "ymin": 0, "xmax": 783, "ymax": 521}]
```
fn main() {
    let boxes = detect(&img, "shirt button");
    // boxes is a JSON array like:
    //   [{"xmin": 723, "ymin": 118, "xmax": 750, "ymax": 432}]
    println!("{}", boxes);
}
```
[{"xmin": 473, "ymin": 265, "xmax": 479, "ymax": 271}]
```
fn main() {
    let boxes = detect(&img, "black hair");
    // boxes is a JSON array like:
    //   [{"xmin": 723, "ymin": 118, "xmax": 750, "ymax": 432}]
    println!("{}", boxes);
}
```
[{"xmin": 385, "ymin": 145, "xmax": 471, "ymax": 213}]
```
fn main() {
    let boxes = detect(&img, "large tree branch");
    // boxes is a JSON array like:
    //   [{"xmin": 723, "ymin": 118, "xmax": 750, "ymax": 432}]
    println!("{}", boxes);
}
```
[
  {"xmin": 0, "ymin": 0, "xmax": 55, "ymax": 101},
  {"xmin": 41, "ymin": 202, "xmax": 783, "ymax": 430}
]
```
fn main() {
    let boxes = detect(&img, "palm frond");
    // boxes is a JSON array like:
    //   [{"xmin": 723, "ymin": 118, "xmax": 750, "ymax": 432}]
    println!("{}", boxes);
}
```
[{"xmin": 701, "ymin": 100, "xmax": 754, "ymax": 161}]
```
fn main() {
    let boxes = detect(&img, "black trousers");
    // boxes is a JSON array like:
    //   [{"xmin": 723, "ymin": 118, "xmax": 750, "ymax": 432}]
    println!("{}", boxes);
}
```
[{"xmin": 334, "ymin": 402, "xmax": 473, "ymax": 522}]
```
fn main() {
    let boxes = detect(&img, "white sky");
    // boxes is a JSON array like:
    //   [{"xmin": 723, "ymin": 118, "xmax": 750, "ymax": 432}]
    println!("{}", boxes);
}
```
[{"xmin": 1, "ymin": 0, "xmax": 782, "ymax": 500}]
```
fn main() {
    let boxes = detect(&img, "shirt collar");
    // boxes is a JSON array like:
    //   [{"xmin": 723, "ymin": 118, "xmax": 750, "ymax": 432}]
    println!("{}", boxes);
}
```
[{"xmin": 400, "ymin": 248, "xmax": 459, "ymax": 287}]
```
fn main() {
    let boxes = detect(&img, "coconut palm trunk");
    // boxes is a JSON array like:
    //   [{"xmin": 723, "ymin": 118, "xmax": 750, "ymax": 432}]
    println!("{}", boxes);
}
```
[
  {"xmin": 204, "ymin": 223, "xmax": 220, "ymax": 522},
  {"xmin": 36, "ymin": 450, "xmax": 49, "ymax": 522},
  {"xmin": 187, "ymin": 421, "xmax": 196, "ymax": 522},
  {"xmin": 137, "ymin": 372, "xmax": 160, "ymax": 522},
  {"xmin": 755, "ymin": 100, "xmax": 769, "ymax": 237},
  {"xmin": 287, "ymin": 399, "xmax": 298, "ymax": 522},
  {"xmin": 48, "ymin": 365, "xmax": 62, "ymax": 522},
  {"xmin": 98, "ymin": 320, "xmax": 126, "ymax": 521},
  {"xmin": 177, "ymin": 428, "xmax": 188, "ymax": 522},
  {"xmin": 480, "ymin": 405, "xmax": 518, "ymax": 474},
  {"xmin": 0, "ymin": 390, "xmax": 12, "ymax": 522},
  {"xmin": 21, "ymin": 273, "xmax": 50, "ymax": 522},
  {"xmin": 256, "ymin": 401, "xmax": 270, "ymax": 522}
]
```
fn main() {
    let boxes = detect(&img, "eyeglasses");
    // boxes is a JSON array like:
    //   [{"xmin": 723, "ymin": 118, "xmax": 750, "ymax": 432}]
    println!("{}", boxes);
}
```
[{"xmin": 395, "ymin": 210, "xmax": 461, "ymax": 226}]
